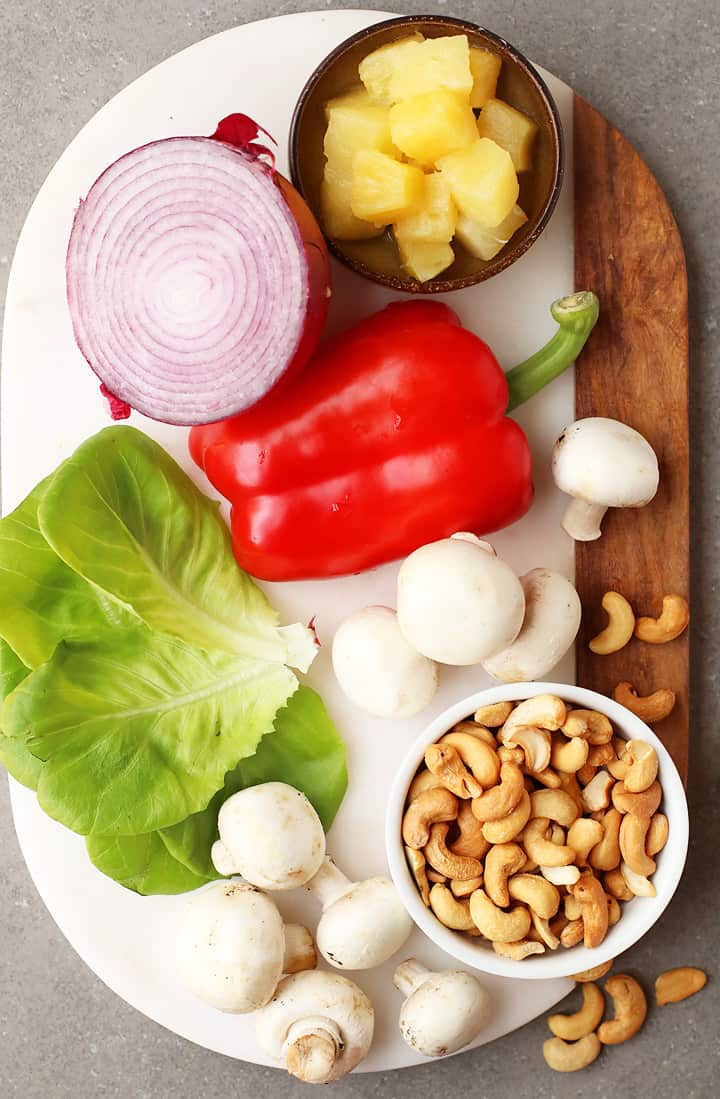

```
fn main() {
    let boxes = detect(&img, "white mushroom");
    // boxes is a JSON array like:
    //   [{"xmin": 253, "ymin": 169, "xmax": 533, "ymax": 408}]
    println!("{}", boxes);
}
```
[
  {"xmin": 176, "ymin": 882, "xmax": 316, "ymax": 1013},
  {"xmin": 552, "ymin": 418, "xmax": 659, "ymax": 541},
  {"xmin": 306, "ymin": 856, "xmax": 413, "ymax": 970},
  {"xmin": 483, "ymin": 568, "xmax": 581, "ymax": 682},
  {"xmin": 396, "ymin": 535, "xmax": 525, "ymax": 665},
  {"xmin": 393, "ymin": 958, "xmax": 492, "ymax": 1057},
  {"xmin": 211, "ymin": 782, "xmax": 326, "ymax": 889},
  {"xmin": 331, "ymin": 606, "xmax": 438, "ymax": 718},
  {"xmin": 255, "ymin": 970, "xmax": 374, "ymax": 1083}
]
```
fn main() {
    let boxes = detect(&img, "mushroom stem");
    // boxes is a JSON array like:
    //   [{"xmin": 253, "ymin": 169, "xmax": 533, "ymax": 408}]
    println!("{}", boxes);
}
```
[
  {"xmin": 305, "ymin": 856, "xmax": 354, "ymax": 908},
  {"xmin": 283, "ymin": 1017, "xmax": 343, "ymax": 1084},
  {"xmin": 393, "ymin": 958, "xmax": 432, "ymax": 997},
  {"xmin": 283, "ymin": 924, "xmax": 317, "ymax": 975},
  {"xmin": 505, "ymin": 291, "xmax": 600, "ymax": 412},
  {"xmin": 561, "ymin": 498, "xmax": 607, "ymax": 541}
]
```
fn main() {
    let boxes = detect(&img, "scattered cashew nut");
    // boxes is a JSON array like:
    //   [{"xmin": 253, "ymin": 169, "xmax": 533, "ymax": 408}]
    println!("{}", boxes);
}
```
[
  {"xmin": 613, "ymin": 682, "xmax": 676, "ymax": 724},
  {"xmin": 597, "ymin": 974, "xmax": 647, "ymax": 1044},
  {"xmin": 655, "ymin": 967, "xmax": 707, "ymax": 1005},
  {"xmin": 634, "ymin": 594, "xmax": 689, "ymax": 644},
  {"xmin": 588, "ymin": 592, "xmax": 635, "ymax": 655},
  {"xmin": 548, "ymin": 982, "xmax": 605, "ymax": 1040},
  {"xmin": 542, "ymin": 1033, "xmax": 602, "ymax": 1072}
]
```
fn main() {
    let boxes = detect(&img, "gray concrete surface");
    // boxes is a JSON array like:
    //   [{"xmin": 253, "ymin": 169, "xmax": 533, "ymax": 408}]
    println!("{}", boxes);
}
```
[{"xmin": 1, "ymin": 1, "xmax": 718, "ymax": 1095}]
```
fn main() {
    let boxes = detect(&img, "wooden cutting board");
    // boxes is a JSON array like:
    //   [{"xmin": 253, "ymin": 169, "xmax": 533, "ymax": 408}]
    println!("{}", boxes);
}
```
[{"xmin": 573, "ymin": 95, "xmax": 689, "ymax": 783}]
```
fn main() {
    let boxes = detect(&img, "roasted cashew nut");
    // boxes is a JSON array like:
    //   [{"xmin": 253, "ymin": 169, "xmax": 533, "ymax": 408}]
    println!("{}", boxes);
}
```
[
  {"xmin": 501, "ymin": 694, "xmax": 567, "ymax": 734},
  {"xmin": 655, "ymin": 967, "xmax": 707, "ymax": 1005},
  {"xmin": 530, "ymin": 789, "xmax": 580, "ymax": 827},
  {"xmin": 542, "ymin": 1033, "xmax": 602, "ymax": 1072},
  {"xmin": 548, "ymin": 982, "xmax": 605, "ymax": 1040},
  {"xmin": 619, "ymin": 813, "xmax": 656, "ymax": 876},
  {"xmin": 448, "ymin": 799, "xmax": 491, "ymax": 860},
  {"xmin": 588, "ymin": 591, "xmax": 635, "ymax": 655},
  {"xmin": 570, "ymin": 873, "xmax": 609, "ymax": 949},
  {"xmin": 506, "ymin": 873, "xmax": 560, "ymax": 919},
  {"xmin": 471, "ymin": 762, "xmax": 525, "ymax": 822},
  {"xmin": 405, "ymin": 847, "xmax": 431, "ymax": 906},
  {"xmin": 560, "ymin": 919, "xmax": 585, "ymax": 948},
  {"xmin": 498, "ymin": 725, "xmax": 551, "ymax": 773},
  {"xmin": 577, "ymin": 763, "xmax": 598, "ymax": 787},
  {"xmin": 426, "ymin": 868, "xmax": 446, "ymax": 884},
  {"xmin": 589, "ymin": 808, "xmax": 622, "ymax": 872},
  {"xmin": 620, "ymin": 861, "xmax": 656, "ymax": 897},
  {"xmin": 484, "ymin": 843, "xmax": 526, "ymax": 907},
  {"xmin": 623, "ymin": 740, "xmax": 659, "ymax": 793},
  {"xmin": 407, "ymin": 768, "xmax": 449, "ymax": 803},
  {"xmin": 571, "ymin": 959, "xmax": 613, "ymax": 983},
  {"xmin": 429, "ymin": 883, "xmax": 476, "ymax": 931},
  {"xmin": 497, "ymin": 745, "xmax": 525, "ymax": 766},
  {"xmin": 646, "ymin": 812, "xmax": 669, "ymax": 856},
  {"xmin": 474, "ymin": 701, "xmax": 514, "ymax": 727},
  {"xmin": 586, "ymin": 742, "xmax": 614, "ymax": 767},
  {"xmin": 424, "ymin": 823, "xmax": 484, "ymax": 881},
  {"xmin": 541, "ymin": 864, "xmax": 580, "ymax": 886},
  {"xmin": 612, "ymin": 780, "xmax": 662, "ymax": 818},
  {"xmin": 481, "ymin": 789, "xmax": 531, "ymax": 844},
  {"xmin": 550, "ymin": 823, "xmax": 566, "ymax": 846},
  {"xmin": 452, "ymin": 720, "xmax": 497, "ymax": 747},
  {"xmin": 530, "ymin": 910, "xmax": 560, "ymax": 949},
  {"xmin": 450, "ymin": 875, "xmax": 484, "ymax": 898},
  {"xmin": 598, "ymin": 974, "xmax": 648, "ymax": 1044},
  {"xmin": 607, "ymin": 895, "xmax": 621, "ymax": 926},
  {"xmin": 613, "ymin": 682, "xmax": 676, "ymax": 724},
  {"xmin": 564, "ymin": 894, "xmax": 582, "ymax": 921},
  {"xmin": 567, "ymin": 818, "xmax": 604, "ymax": 865},
  {"xmin": 556, "ymin": 770, "xmax": 585, "ymax": 813},
  {"xmin": 562, "ymin": 709, "xmax": 614, "ymax": 745},
  {"xmin": 551, "ymin": 734, "xmax": 589, "ymax": 773},
  {"xmin": 581, "ymin": 770, "xmax": 615, "ymax": 813},
  {"xmin": 493, "ymin": 939, "xmax": 545, "ymax": 960},
  {"xmin": 425, "ymin": 744, "xmax": 483, "ymax": 798},
  {"xmin": 528, "ymin": 767, "xmax": 562, "ymax": 790},
  {"xmin": 402, "ymin": 786, "xmax": 458, "ymax": 848},
  {"xmin": 603, "ymin": 867, "xmax": 633, "ymax": 901},
  {"xmin": 439, "ymin": 730, "xmax": 501, "ymax": 788},
  {"xmin": 522, "ymin": 817, "xmax": 575, "ymax": 867},
  {"xmin": 634, "ymin": 594, "xmax": 689, "ymax": 644},
  {"xmin": 469, "ymin": 890, "xmax": 531, "ymax": 943}
]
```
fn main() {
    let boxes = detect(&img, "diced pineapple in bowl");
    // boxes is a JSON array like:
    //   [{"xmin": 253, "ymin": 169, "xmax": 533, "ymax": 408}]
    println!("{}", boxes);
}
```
[{"xmin": 290, "ymin": 15, "xmax": 563, "ymax": 292}]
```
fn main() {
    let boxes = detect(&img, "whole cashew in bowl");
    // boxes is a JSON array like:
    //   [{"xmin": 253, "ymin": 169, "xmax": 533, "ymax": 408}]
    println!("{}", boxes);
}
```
[
  {"xmin": 425, "ymin": 744, "xmax": 483, "ymax": 798},
  {"xmin": 623, "ymin": 741, "xmax": 659, "ymax": 793},
  {"xmin": 597, "ymin": 974, "xmax": 647, "ymax": 1044},
  {"xmin": 603, "ymin": 867, "xmax": 633, "ymax": 901},
  {"xmin": 542, "ymin": 1033, "xmax": 602, "ymax": 1072},
  {"xmin": 530, "ymin": 789, "xmax": 580, "ymax": 827},
  {"xmin": 405, "ymin": 848, "xmax": 431, "ymax": 906},
  {"xmin": 646, "ymin": 812, "xmax": 669, "ymax": 855},
  {"xmin": 429, "ymin": 884, "xmax": 476, "ymax": 931},
  {"xmin": 493, "ymin": 939, "xmax": 545, "ymax": 960},
  {"xmin": 620, "ymin": 861, "xmax": 656, "ymax": 897},
  {"xmin": 589, "ymin": 808, "xmax": 622, "ymax": 871},
  {"xmin": 562, "ymin": 709, "xmax": 614, "ymax": 744},
  {"xmin": 402, "ymin": 787, "xmax": 458, "ymax": 848},
  {"xmin": 548, "ymin": 982, "xmax": 605, "ymax": 1040},
  {"xmin": 612, "ymin": 780, "xmax": 662, "ymax": 818},
  {"xmin": 506, "ymin": 873, "xmax": 560, "ymax": 920},
  {"xmin": 448, "ymin": 800, "xmax": 490, "ymax": 859},
  {"xmin": 474, "ymin": 701, "xmax": 514, "ymax": 727},
  {"xmin": 567, "ymin": 818, "xmax": 604, "ymax": 865},
  {"xmin": 471, "ymin": 762, "xmax": 525, "ymax": 821},
  {"xmin": 523, "ymin": 817, "xmax": 575, "ymax": 867},
  {"xmin": 619, "ymin": 814, "xmax": 656, "ymax": 877},
  {"xmin": 569, "ymin": 873, "xmax": 609, "ymax": 949},
  {"xmin": 501, "ymin": 694, "xmax": 567, "ymax": 734},
  {"xmin": 469, "ymin": 890, "xmax": 531, "ymax": 943},
  {"xmin": 551, "ymin": 734, "xmax": 589, "ymax": 773},
  {"xmin": 439, "ymin": 730, "xmax": 500, "ymax": 787},
  {"xmin": 484, "ymin": 843, "xmax": 526, "ymax": 907},
  {"xmin": 425, "ymin": 823, "xmax": 484, "ymax": 881},
  {"xmin": 481, "ymin": 789, "xmax": 531, "ymax": 844}
]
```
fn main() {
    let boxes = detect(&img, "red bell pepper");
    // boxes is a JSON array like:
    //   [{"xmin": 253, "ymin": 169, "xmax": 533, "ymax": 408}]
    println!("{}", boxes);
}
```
[{"xmin": 190, "ymin": 292, "xmax": 599, "ymax": 580}]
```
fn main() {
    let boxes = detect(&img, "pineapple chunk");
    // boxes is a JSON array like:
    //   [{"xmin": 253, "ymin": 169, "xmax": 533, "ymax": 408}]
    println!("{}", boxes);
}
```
[
  {"xmin": 324, "ymin": 92, "xmax": 396, "ymax": 170},
  {"xmin": 437, "ymin": 138, "xmax": 519, "ymax": 227},
  {"xmin": 321, "ymin": 166, "xmax": 384, "ymax": 241},
  {"xmin": 389, "ymin": 89, "xmax": 477, "ymax": 166},
  {"xmin": 393, "ymin": 174, "xmax": 456, "ymax": 244},
  {"xmin": 477, "ymin": 98, "xmax": 538, "ymax": 171},
  {"xmin": 397, "ymin": 238, "xmax": 455, "ymax": 282},
  {"xmin": 469, "ymin": 47, "xmax": 502, "ymax": 108},
  {"xmin": 351, "ymin": 150, "xmax": 424, "ymax": 225},
  {"xmin": 389, "ymin": 35, "xmax": 473, "ymax": 102},
  {"xmin": 358, "ymin": 34, "xmax": 424, "ymax": 105},
  {"xmin": 455, "ymin": 204, "xmax": 528, "ymax": 260}
]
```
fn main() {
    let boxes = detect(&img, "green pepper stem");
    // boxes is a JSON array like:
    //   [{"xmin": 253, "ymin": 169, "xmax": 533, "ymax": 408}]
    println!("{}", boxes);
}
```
[{"xmin": 505, "ymin": 291, "xmax": 600, "ymax": 412}]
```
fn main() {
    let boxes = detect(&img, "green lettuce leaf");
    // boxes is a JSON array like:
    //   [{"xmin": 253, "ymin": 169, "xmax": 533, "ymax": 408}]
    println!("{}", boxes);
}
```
[
  {"xmin": 85, "ymin": 831, "xmax": 214, "ymax": 895},
  {"xmin": 0, "ymin": 477, "xmax": 136, "ymax": 669},
  {"xmin": 0, "ymin": 639, "xmax": 39, "ymax": 789},
  {"xmin": 161, "ymin": 685, "xmax": 348, "ymax": 879},
  {"xmin": 38, "ymin": 427, "xmax": 314, "ymax": 669},
  {"xmin": 3, "ymin": 626, "xmax": 297, "ymax": 835}
]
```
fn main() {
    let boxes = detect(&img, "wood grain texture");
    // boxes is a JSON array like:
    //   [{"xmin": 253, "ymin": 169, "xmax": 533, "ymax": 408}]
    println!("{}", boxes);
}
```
[{"xmin": 573, "ymin": 94, "xmax": 689, "ymax": 782}]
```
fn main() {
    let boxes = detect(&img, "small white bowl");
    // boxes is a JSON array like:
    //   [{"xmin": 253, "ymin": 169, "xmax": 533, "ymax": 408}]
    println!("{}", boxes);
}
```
[{"xmin": 385, "ymin": 682, "xmax": 688, "ymax": 980}]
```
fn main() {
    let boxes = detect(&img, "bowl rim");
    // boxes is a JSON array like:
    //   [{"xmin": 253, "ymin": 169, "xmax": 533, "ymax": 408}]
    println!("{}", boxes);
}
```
[
  {"xmin": 288, "ymin": 14, "xmax": 565, "ymax": 294},
  {"xmin": 384, "ymin": 681, "xmax": 689, "ymax": 980}
]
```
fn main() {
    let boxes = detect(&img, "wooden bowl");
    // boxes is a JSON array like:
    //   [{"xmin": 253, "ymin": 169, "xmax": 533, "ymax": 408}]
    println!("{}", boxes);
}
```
[{"xmin": 289, "ymin": 15, "xmax": 564, "ymax": 293}]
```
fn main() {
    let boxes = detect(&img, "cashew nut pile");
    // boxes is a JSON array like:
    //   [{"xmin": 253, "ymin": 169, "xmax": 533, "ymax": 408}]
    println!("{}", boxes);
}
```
[
  {"xmin": 542, "ymin": 960, "xmax": 708, "ymax": 1072},
  {"xmin": 403, "ymin": 695, "xmax": 668, "ymax": 958}
]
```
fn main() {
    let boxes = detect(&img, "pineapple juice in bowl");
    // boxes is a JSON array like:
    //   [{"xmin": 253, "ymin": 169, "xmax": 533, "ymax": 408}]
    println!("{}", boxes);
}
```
[{"xmin": 289, "ymin": 15, "xmax": 563, "ymax": 293}]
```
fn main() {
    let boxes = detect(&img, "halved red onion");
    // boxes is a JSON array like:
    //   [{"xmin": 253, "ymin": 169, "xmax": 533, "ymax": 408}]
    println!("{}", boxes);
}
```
[{"xmin": 66, "ymin": 126, "xmax": 329, "ymax": 425}]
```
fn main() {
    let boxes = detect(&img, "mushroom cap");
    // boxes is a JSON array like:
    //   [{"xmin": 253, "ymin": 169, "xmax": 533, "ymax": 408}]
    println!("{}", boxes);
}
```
[
  {"xmin": 396, "ymin": 537, "xmax": 525, "ymax": 665},
  {"xmin": 255, "ymin": 970, "xmax": 375, "ymax": 1082},
  {"xmin": 176, "ymin": 882, "xmax": 284, "ymax": 1012},
  {"xmin": 483, "ymin": 568, "xmax": 581, "ymax": 683},
  {"xmin": 552, "ymin": 418, "xmax": 659, "ymax": 507},
  {"xmin": 399, "ymin": 970, "xmax": 492, "ymax": 1057},
  {"xmin": 332, "ymin": 606, "xmax": 438, "ymax": 718},
  {"xmin": 316, "ymin": 877, "xmax": 413, "ymax": 970},
  {"xmin": 213, "ymin": 782, "xmax": 326, "ymax": 889}
]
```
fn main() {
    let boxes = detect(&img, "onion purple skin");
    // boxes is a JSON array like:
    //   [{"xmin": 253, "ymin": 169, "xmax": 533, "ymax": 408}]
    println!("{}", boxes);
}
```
[{"xmin": 66, "ymin": 135, "xmax": 330, "ymax": 427}]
